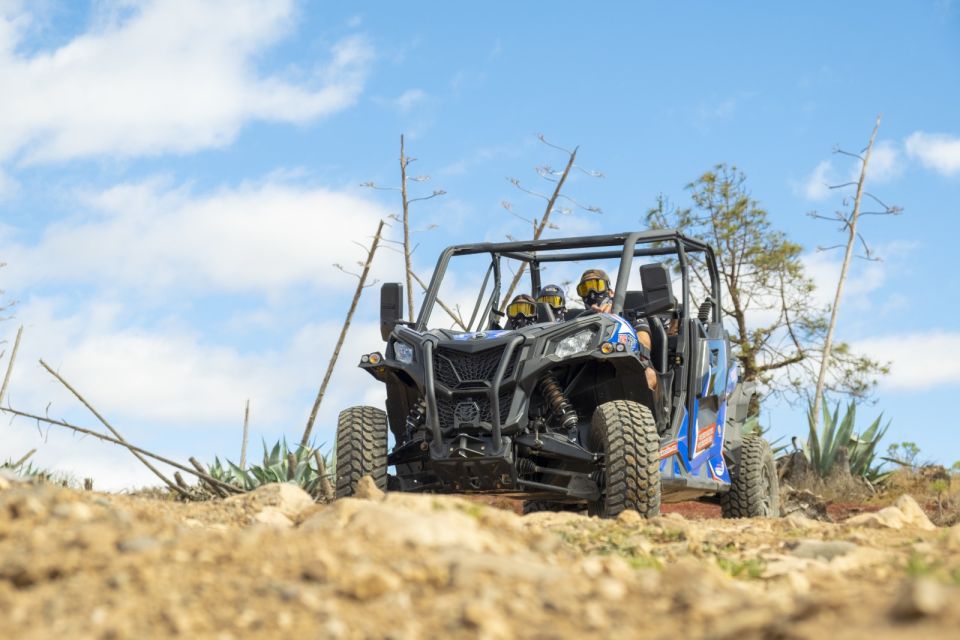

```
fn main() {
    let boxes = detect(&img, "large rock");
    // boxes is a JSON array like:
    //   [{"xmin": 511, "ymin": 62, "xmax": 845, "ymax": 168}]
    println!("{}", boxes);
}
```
[
  {"xmin": 301, "ymin": 494, "xmax": 505, "ymax": 553},
  {"xmin": 845, "ymin": 495, "xmax": 935, "ymax": 531},
  {"xmin": 892, "ymin": 578, "xmax": 947, "ymax": 618},
  {"xmin": 224, "ymin": 483, "xmax": 315, "ymax": 520}
]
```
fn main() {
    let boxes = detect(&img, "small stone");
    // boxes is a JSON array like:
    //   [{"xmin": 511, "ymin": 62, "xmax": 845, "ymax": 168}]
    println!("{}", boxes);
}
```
[
  {"xmin": 8, "ymin": 495, "xmax": 47, "ymax": 519},
  {"xmin": 584, "ymin": 602, "xmax": 609, "ymax": 630},
  {"xmin": 117, "ymin": 536, "xmax": 158, "ymax": 553},
  {"xmin": 52, "ymin": 502, "xmax": 94, "ymax": 522},
  {"xmin": 594, "ymin": 578, "xmax": 627, "ymax": 601},
  {"xmin": 893, "ymin": 495, "xmax": 936, "ymax": 531},
  {"xmin": 354, "ymin": 476, "xmax": 385, "ymax": 501},
  {"xmin": 251, "ymin": 507, "xmax": 293, "ymax": 528},
  {"xmin": 789, "ymin": 539, "xmax": 859, "ymax": 561},
  {"xmin": 0, "ymin": 475, "xmax": 9, "ymax": 490},
  {"xmin": 892, "ymin": 578, "xmax": 946, "ymax": 618},
  {"xmin": 340, "ymin": 568, "xmax": 401, "ymax": 600},
  {"xmin": 617, "ymin": 509, "xmax": 643, "ymax": 525},
  {"xmin": 946, "ymin": 523, "xmax": 960, "ymax": 551}
]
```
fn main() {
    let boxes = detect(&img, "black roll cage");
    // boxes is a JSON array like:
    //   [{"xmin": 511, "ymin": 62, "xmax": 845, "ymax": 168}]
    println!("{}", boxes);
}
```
[{"xmin": 415, "ymin": 229, "xmax": 721, "ymax": 330}]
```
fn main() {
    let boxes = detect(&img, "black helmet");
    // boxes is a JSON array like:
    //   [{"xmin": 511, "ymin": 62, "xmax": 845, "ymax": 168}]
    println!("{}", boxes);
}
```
[
  {"xmin": 506, "ymin": 294, "xmax": 537, "ymax": 328},
  {"xmin": 537, "ymin": 284, "xmax": 566, "ymax": 319}
]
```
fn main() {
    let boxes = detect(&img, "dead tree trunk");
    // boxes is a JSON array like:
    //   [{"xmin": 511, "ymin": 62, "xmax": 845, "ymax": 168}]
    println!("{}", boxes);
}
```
[
  {"xmin": 811, "ymin": 115, "xmax": 881, "ymax": 432},
  {"xmin": 400, "ymin": 135, "xmax": 416, "ymax": 323},
  {"xmin": 499, "ymin": 146, "xmax": 578, "ymax": 310},
  {"xmin": 301, "ymin": 219, "xmax": 386, "ymax": 447}
]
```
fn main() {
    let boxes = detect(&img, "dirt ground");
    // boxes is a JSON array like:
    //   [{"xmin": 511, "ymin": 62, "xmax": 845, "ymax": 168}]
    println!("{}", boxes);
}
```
[{"xmin": 2, "ymin": 476, "xmax": 959, "ymax": 640}]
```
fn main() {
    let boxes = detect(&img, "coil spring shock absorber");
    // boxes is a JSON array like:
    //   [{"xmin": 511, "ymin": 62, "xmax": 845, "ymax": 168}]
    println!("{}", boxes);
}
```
[{"xmin": 539, "ymin": 375, "xmax": 578, "ymax": 434}]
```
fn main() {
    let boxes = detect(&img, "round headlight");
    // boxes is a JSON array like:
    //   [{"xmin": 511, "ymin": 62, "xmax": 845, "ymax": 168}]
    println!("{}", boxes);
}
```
[
  {"xmin": 394, "ymin": 341, "xmax": 414, "ymax": 364},
  {"xmin": 554, "ymin": 329, "xmax": 596, "ymax": 358}
]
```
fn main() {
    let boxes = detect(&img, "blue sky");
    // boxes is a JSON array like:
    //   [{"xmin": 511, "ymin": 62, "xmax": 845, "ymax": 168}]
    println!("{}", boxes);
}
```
[{"xmin": 1, "ymin": 1, "xmax": 958, "ymax": 487}]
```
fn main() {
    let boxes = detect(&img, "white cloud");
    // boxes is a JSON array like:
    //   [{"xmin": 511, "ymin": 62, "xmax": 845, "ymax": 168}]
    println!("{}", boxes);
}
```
[
  {"xmin": 856, "ymin": 331, "xmax": 960, "ymax": 390},
  {"xmin": 860, "ymin": 140, "xmax": 902, "ymax": 184},
  {"xmin": 799, "ymin": 160, "xmax": 833, "ymax": 201},
  {"xmin": 0, "ymin": 167, "xmax": 17, "ymax": 199},
  {"xmin": 0, "ymin": 0, "xmax": 372, "ymax": 164},
  {"xmin": 392, "ymin": 88, "xmax": 426, "ymax": 113},
  {"xmin": 904, "ymin": 131, "xmax": 960, "ymax": 176},
  {"xmin": 2, "ymin": 177, "xmax": 394, "ymax": 295}
]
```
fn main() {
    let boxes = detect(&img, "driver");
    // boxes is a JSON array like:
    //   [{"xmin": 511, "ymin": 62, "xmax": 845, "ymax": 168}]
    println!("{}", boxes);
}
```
[
  {"xmin": 505, "ymin": 294, "xmax": 537, "ymax": 329},
  {"xmin": 577, "ymin": 269, "xmax": 658, "ymax": 392},
  {"xmin": 536, "ymin": 284, "xmax": 567, "ymax": 321}
]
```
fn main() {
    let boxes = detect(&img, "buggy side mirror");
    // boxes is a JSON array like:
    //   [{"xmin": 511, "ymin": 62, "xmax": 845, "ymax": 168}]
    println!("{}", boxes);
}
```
[{"xmin": 380, "ymin": 283, "xmax": 404, "ymax": 341}]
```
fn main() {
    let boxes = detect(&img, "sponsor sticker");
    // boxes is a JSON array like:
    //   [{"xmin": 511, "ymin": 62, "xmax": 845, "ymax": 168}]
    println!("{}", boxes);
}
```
[
  {"xmin": 659, "ymin": 441, "xmax": 679, "ymax": 459},
  {"xmin": 694, "ymin": 423, "xmax": 717, "ymax": 455}
]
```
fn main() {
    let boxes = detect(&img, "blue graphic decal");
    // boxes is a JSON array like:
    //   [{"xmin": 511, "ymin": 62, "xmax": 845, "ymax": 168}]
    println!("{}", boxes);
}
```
[
  {"xmin": 603, "ymin": 314, "xmax": 639, "ymax": 353},
  {"xmin": 449, "ymin": 329, "xmax": 513, "ymax": 341}
]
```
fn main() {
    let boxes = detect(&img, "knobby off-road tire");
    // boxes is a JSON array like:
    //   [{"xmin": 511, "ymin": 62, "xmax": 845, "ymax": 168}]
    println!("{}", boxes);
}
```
[
  {"xmin": 335, "ymin": 406, "xmax": 388, "ymax": 499},
  {"xmin": 721, "ymin": 434, "xmax": 780, "ymax": 518},
  {"xmin": 588, "ymin": 400, "xmax": 661, "ymax": 518}
]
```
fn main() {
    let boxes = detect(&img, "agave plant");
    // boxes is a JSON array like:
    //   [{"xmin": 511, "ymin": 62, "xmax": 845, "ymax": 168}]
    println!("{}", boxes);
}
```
[
  {"xmin": 208, "ymin": 438, "xmax": 334, "ymax": 498},
  {"xmin": 806, "ymin": 400, "xmax": 889, "ymax": 483}
]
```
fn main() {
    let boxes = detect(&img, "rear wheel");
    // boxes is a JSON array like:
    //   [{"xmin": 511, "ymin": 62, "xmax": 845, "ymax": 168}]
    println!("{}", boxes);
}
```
[
  {"xmin": 588, "ymin": 400, "xmax": 661, "ymax": 518},
  {"xmin": 721, "ymin": 435, "xmax": 780, "ymax": 518},
  {"xmin": 335, "ymin": 406, "xmax": 388, "ymax": 498}
]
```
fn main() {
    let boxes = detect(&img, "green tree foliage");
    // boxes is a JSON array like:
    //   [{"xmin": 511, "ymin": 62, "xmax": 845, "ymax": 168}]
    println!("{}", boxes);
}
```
[
  {"xmin": 646, "ymin": 164, "xmax": 886, "ymax": 410},
  {"xmin": 807, "ymin": 400, "xmax": 888, "ymax": 482},
  {"xmin": 884, "ymin": 441, "xmax": 922, "ymax": 469}
]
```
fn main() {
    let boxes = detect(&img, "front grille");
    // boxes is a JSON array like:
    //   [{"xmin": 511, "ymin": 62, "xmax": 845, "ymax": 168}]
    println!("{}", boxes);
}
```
[
  {"xmin": 436, "ymin": 390, "xmax": 516, "ymax": 430},
  {"xmin": 434, "ymin": 346, "xmax": 507, "ymax": 388}
]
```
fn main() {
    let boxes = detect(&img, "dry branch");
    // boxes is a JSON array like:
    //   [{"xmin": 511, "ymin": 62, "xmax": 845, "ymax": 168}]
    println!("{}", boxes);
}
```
[
  {"xmin": 411, "ymin": 270, "xmax": 467, "ymax": 330},
  {"xmin": 240, "ymin": 398, "xmax": 250, "ymax": 470},
  {"xmin": 0, "ymin": 325, "xmax": 23, "ymax": 407},
  {"xmin": 38, "ymin": 358, "xmax": 189, "ymax": 499},
  {"xmin": 0, "ymin": 406, "xmax": 240, "ymax": 494},
  {"xmin": 190, "ymin": 456, "xmax": 227, "ymax": 498},
  {"xmin": 301, "ymin": 219, "xmax": 386, "ymax": 447}
]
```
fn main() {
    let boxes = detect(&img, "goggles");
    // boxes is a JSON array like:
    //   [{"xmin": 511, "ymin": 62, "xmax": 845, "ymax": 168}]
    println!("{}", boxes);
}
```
[
  {"xmin": 506, "ymin": 300, "xmax": 536, "ymax": 318},
  {"xmin": 576, "ymin": 278, "xmax": 608, "ymax": 298},
  {"xmin": 536, "ymin": 294, "xmax": 564, "ymax": 309}
]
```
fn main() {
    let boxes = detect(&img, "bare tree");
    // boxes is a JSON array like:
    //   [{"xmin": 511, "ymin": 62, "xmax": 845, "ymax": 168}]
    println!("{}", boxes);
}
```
[
  {"xmin": 499, "ymin": 135, "xmax": 603, "ymax": 310},
  {"xmin": 362, "ymin": 135, "xmax": 446, "ymax": 323},
  {"xmin": 301, "ymin": 219, "xmax": 386, "ymax": 447},
  {"xmin": 809, "ymin": 114, "xmax": 902, "ymax": 431}
]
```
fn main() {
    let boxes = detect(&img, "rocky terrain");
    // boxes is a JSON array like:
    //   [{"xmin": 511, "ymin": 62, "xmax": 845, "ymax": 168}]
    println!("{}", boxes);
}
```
[{"xmin": 1, "ymin": 472, "xmax": 959, "ymax": 639}]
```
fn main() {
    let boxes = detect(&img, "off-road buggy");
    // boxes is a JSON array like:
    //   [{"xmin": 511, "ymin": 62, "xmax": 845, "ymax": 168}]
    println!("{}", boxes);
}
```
[{"xmin": 335, "ymin": 230, "xmax": 780, "ymax": 518}]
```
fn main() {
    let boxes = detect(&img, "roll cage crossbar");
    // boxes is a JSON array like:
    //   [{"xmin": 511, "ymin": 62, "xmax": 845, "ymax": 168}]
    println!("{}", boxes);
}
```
[{"xmin": 416, "ymin": 229, "xmax": 721, "ymax": 331}]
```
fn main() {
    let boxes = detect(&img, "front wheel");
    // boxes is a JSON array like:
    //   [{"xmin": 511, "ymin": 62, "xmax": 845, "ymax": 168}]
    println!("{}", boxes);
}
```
[
  {"xmin": 588, "ymin": 400, "xmax": 661, "ymax": 518},
  {"xmin": 335, "ymin": 406, "xmax": 388, "ymax": 498},
  {"xmin": 721, "ymin": 435, "xmax": 780, "ymax": 518}
]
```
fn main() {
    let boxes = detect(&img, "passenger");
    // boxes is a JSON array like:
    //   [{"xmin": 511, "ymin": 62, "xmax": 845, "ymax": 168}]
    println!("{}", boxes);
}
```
[
  {"xmin": 577, "ymin": 269, "xmax": 658, "ymax": 392},
  {"xmin": 536, "ymin": 284, "xmax": 567, "ymax": 321},
  {"xmin": 505, "ymin": 294, "xmax": 537, "ymax": 329}
]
